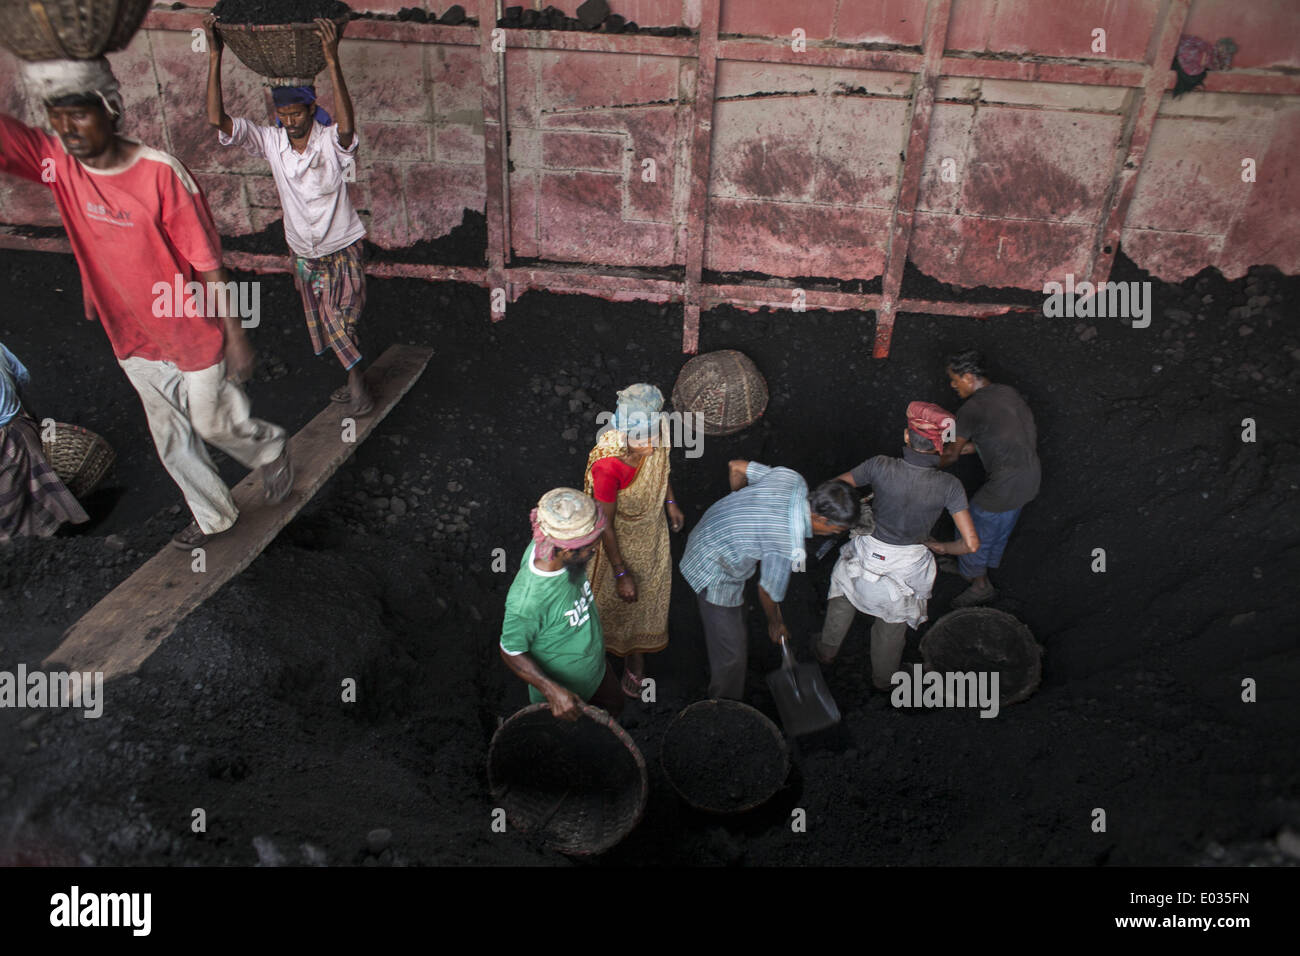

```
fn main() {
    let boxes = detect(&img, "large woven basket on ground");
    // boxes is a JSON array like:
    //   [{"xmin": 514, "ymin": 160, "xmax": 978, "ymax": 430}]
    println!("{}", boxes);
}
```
[
  {"xmin": 0, "ymin": 0, "xmax": 152, "ymax": 61},
  {"xmin": 671, "ymin": 349, "xmax": 768, "ymax": 437},
  {"xmin": 488, "ymin": 702, "xmax": 647, "ymax": 855},
  {"xmin": 42, "ymin": 421, "xmax": 114, "ymax": 499},
  {"xmin": 661, "ymin": 699, "xmax": 789, "ymax": 813},
  {"xmin": 216, "ymin": 17, "xmax": 349, "ymax": 84},
  {"xmin": 919, "ymin": 607, "xmax": 1043, "ymax": 706}
]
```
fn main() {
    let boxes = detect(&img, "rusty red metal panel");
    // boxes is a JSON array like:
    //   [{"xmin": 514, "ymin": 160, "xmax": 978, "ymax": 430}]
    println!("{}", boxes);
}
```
[
  {"xmin": 836, "ymin": 0, "xmax": 928, "ymax": 46},
  {"xmin": 910, "ymin": 213, "xmax": 1094, "ymax": 288},
  {"xmin": 716, "ymin": 40, "xmax": 923, "ymax": 73},
  {"xmin": 703, "ymin": 284, "xmax": 878, "ymax": 312},
  {"xmin": 946, "ymin": 0, "xmax": 1159, "ymax": 62},
  {"xmin": 939, "ymin": 56, "xmax": 1145, "ymax": 87},
  {"xmin": 875, "ymin": 0, "xmax": 951, "ymax": 358},
  {"xmin": 719, "ymin": 0, "xmax": 838, "ymax": 40},
  {"xmin": 705, "ymin": 199, "xmax": 891, "ymax": 278},
  {"xmin": 1087, "ymin": 0, "xmax": 1190, "ymax": 288},
  {"xmin": 542, "ymin": 131, "xmax": 626, "ymax": 171},
  {"xmin": 959, "ymin": 107, "xmax": 1122, "ymax": 223},
  {"xmin": 537, "ymin": 170, "xmax": 675, "ymax": 265},
  {"xmin": 682, "ymin": 0, "xmax": 722, "ymax": 353},
  {"xmin": 1216, "ymin": 105, "xmax": 1300, "ymax": 279}
]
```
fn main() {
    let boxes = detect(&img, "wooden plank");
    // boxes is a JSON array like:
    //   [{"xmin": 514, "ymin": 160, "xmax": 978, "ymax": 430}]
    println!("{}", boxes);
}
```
[{"xmin": 43, "ymin": 344, "xmax": 434, "ymax": 678}]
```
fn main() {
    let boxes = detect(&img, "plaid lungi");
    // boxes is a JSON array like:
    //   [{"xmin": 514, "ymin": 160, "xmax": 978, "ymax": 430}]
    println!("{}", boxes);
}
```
[
  {"xmin": 0, "ymin": 411, "xmax": 89, "ymax": 542},
  {"xmin": 293, "ymin": 238, "xmax": 367, "ymax": 370}
]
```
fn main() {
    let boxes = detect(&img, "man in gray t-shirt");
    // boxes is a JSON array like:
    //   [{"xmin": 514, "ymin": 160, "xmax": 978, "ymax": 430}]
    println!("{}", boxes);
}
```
[
  {"xmin": 939, "ymin": 349, "xmax": 1041, "ymax": 607},
  {"xmin": 814, "ymin": 402, "xmax": 980, "ymax": 689}
]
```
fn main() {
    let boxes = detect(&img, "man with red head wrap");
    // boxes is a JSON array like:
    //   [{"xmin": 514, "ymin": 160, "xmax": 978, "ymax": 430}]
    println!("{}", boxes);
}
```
[{"xmin": 815, "ymin": 402, "xmax": 980, "ymax": 691}]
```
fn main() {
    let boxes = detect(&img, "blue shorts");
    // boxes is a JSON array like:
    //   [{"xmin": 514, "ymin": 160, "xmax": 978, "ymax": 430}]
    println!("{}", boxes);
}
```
[{"xmin": 957, "ymin": 503, "xmax": 1023, "ymax": 578}]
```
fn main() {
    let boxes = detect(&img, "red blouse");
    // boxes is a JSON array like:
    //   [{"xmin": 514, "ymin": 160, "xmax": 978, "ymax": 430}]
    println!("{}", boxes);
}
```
[{"xmin": 591, "ymin": 457, "xmax": 639, "ymax": 503}]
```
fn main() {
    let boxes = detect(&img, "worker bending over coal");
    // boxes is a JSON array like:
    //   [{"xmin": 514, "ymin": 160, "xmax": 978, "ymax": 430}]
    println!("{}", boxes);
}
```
[
  {"xmin": 814, "ymin": 402, "xmax": 979, "ymax": 690},
  {"xmin": 499, "ymin": 488, "xmax": 625, "ymax": 720},
  {"xmin": 206, "ymin": 16, "xmax": 374, "ymax": 416},
  {"xmin": 0, "ymin": 59, "xmax": 293, "ymax": 551},
  {"xmin": 938, "ymin": 350, "xmax": 1040, "ymax": 606},
  {"xmin": 681, "ymin": 461, "xmax": 857, "ymax": 699},
  {"xmin": 0, "ymin": 342, "xmax": 88, "ymax": 541}
]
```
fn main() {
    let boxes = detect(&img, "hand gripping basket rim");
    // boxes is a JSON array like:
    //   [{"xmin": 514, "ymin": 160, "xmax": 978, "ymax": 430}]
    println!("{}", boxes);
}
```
[
  {"xmin": 487, "ymin": 702, "xmax": 648, "ymax": 855},
  {"xmin": 215, "ymin": 16, "xmax": 351, "ymax": 83}
]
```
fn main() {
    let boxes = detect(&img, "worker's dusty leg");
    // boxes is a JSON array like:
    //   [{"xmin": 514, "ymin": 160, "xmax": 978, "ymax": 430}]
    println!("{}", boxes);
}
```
[
  {"xmin": 869, "ymin": 618, "xmax": 908, "ymax": 691},
  {"xmin": 119, "ymin": 357, "xmax": 239, "ymax": 535},
  {"xmin": 815, "ymin": 595, "xmax": 857, "ymax": 663},
  {"xmin": 184, "ymin": 361, "xmax": 286, "ymax": 471},
  {"xmin": 697, "ymin": 589, "xmax": 747, "ymax": 700}
]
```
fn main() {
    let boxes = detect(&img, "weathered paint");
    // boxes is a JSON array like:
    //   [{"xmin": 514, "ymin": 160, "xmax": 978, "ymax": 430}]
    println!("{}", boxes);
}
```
[{"xmin": 0, "ymin": 0, "xmax": 1297, "ymax": 355}]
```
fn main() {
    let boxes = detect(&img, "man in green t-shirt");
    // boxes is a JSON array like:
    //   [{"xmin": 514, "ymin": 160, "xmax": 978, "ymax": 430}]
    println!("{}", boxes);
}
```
[{"xmin": 499, "ymin": 488, "xmax": 624, "ymax": 719}]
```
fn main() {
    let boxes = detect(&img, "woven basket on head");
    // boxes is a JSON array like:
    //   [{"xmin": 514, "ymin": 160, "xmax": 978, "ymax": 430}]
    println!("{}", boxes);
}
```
[
  {"xmin": 661, "ymin": 699, "xmax": 789, "ymax": 813},
  {"xmin": 216, "ymin": 17, "xmax": 349, "ymax": 85},
  {"xmin": 42, "ymin": 422, "xmax": 114, "ymax": 499},
  {"xmin": 488, "ymin": 702, "xmax": 647, "ymax": 855},
  {"xmin": 0, "ymin": 0, "xmax": 152, "ymax": 61},
  {"xmin": 671, "ymin": 349, "xmax": 768, "ymax": 437},
  {"xmin": 919, "ymin": 608, "xmax": 1043, "ymax": 706}
]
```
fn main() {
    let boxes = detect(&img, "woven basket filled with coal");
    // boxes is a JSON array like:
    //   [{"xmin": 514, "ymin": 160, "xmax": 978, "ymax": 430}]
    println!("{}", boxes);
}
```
[
  {"xmin": 661, "ymin": 700, "xmax": 789, "ymax": 813},
  {"xmin": 0, "ymin": 0, "xmax": 152, "ymax": 61},
  {"xmin": 41, "ymin": 422, "xmax": 114, "ymax": 499},
  {"xmin": 488, "ymin": 702, "xmax": 647, "ymax": 855},
  {"xmin": 213, "ymin": 0, "xmax": 351, "ymax": 83},
  {"xmin": 671, "ymin": 349, "xmax": 768, "ymax": 437},
  {"xmin": 919, "ymin": 607, "xmax": 1043, "ymax": 706}
]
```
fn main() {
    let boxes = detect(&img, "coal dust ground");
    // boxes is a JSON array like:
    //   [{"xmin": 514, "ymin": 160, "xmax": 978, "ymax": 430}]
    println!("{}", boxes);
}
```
[{"xmin": 0, "ymin": 247, "xmax": 1297, "ymax": 867}]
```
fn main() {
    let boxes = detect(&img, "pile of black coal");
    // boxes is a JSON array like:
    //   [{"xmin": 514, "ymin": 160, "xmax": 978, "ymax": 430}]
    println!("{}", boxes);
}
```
[
  {"xmin": 497, "ymin": 3, "xmax": 691, "ymax": 35},
  {"xmin": 212, "ymin": 0, "xmax": 352, "ymax": 25}
]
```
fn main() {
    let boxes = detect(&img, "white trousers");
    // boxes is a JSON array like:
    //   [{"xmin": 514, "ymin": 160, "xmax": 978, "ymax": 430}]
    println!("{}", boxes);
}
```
[{"xmin": 119, "ymin": 357, "xmax": 286, "ymax": 534}]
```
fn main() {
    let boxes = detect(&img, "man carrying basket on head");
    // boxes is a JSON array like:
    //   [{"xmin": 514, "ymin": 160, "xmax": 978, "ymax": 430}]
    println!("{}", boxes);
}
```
[
  {"xmin": 0, "ymin": 58, "xmax": 293, "ymax": 551},
  {"xmin": 205, "ymin": 15, "xmax": 373, "ymax": 416}
]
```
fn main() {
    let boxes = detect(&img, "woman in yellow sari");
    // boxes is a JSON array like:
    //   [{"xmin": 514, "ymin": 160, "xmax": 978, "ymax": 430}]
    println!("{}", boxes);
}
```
[{"xmin": 584, "ymin": 384, "xmax": 685, "ymax": 696}]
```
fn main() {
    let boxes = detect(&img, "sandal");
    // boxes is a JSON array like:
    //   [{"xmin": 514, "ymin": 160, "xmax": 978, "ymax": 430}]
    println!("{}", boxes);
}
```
[
  {"xmin": 259, "ymin": 447, "xmax": 295, "ymax": 504},
  {"xmin": 171, "ymin": 522, "xmax": 210, "ymax": 550},
  {"xmin": 621, "ymin": 666, "xmax": 643, "ymax": 698}
]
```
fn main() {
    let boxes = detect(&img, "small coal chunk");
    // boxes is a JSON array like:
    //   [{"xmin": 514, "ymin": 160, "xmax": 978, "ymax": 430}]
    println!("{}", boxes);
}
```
[
  {"xmin": 576, "ymin": 0, "xmax": 609, "ymax": 29},
  {"xmin": 440, "ymin": 3, "xmax": 466, "ymax": 24},
  {"xmin": 396, "ymin": 7, "xmax": 414, "ymax": 20},
  {"xmin": 605, "ymin": 14, "xmax": 625, "ymax": 32},
  {"xmin": 409, "ymin": 7, "xmax": 429, "ymax": 21},
  {"xmin": 520, "ymin": 8, "xmax": 538, "ymax": 27}
]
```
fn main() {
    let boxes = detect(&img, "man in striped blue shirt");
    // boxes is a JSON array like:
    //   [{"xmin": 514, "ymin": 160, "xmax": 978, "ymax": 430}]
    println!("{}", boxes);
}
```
[{"xmin": 681, "ymin": 460, "xmax": 857, "ymax": 699}]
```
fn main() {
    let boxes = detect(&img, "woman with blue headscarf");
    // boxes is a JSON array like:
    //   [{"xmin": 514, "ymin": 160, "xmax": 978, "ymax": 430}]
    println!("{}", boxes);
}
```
[{"xmin": 583, "ymin": 384, "xmax": 685, "ymax": 697}]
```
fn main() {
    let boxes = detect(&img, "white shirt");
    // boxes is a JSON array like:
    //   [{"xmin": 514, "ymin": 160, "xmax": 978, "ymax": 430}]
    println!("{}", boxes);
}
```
[
  {"xmin": 220, "ymin": 116, "xmax": 366, "ymax": 259},
  {"xmin": 829, "ymin": 533, "xmax": 936, "ymax": 629}
]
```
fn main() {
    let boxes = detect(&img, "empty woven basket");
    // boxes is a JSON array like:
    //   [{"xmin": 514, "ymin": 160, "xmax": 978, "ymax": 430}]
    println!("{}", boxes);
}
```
[
  {"xmin": 671, "ymin": 349, "xmax": 768, "ymax": 437},
  {"xmin": 919, "ymin": 608, "xmax": 1043, "ymax": 706},
  {"xmin": 661, "ymin": 700, "xmax": 789, "ymax": 813},
  {"xmin": 0, "ymin": 0, "xmax": 152, "ymax": 61},
  {"xmin": 488, "ymin": 702, "xmax": 647, "ymax": 855},
  {"xmin": 216, "ymin": 16, "xmax": 349, "ymax": 85},
  {"xmin": 42, "ymin": 422, "xmax": 114, "ymax": 499}
]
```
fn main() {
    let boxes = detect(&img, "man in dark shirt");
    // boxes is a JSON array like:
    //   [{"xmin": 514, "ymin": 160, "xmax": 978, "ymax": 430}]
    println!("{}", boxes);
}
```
[
  {"xmin": 814, "ymin": 402, "xmax": 980, "ymax": 689},
  {"xmin": 939, "ymin": 349, "xmax": 1041, "ymax": 606}
]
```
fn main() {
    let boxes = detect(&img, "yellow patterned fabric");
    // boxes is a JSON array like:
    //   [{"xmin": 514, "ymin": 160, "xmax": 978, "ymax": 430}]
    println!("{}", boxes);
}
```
[{"xmin": 583, "ymin": 422, "xmax": 672, "ymax": 656}]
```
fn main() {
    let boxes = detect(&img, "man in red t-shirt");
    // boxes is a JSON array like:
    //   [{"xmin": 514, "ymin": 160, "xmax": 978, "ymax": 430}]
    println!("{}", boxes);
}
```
[{"xmin": 0, "ymin": 58, "xmax": 293, "ymax": 548}]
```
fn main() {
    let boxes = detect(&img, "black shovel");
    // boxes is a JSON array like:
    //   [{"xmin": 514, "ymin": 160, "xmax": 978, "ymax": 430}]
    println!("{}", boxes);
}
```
[{"xmin": 765, "ymin": 635, "xmax": 841, "ymax": 736}]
